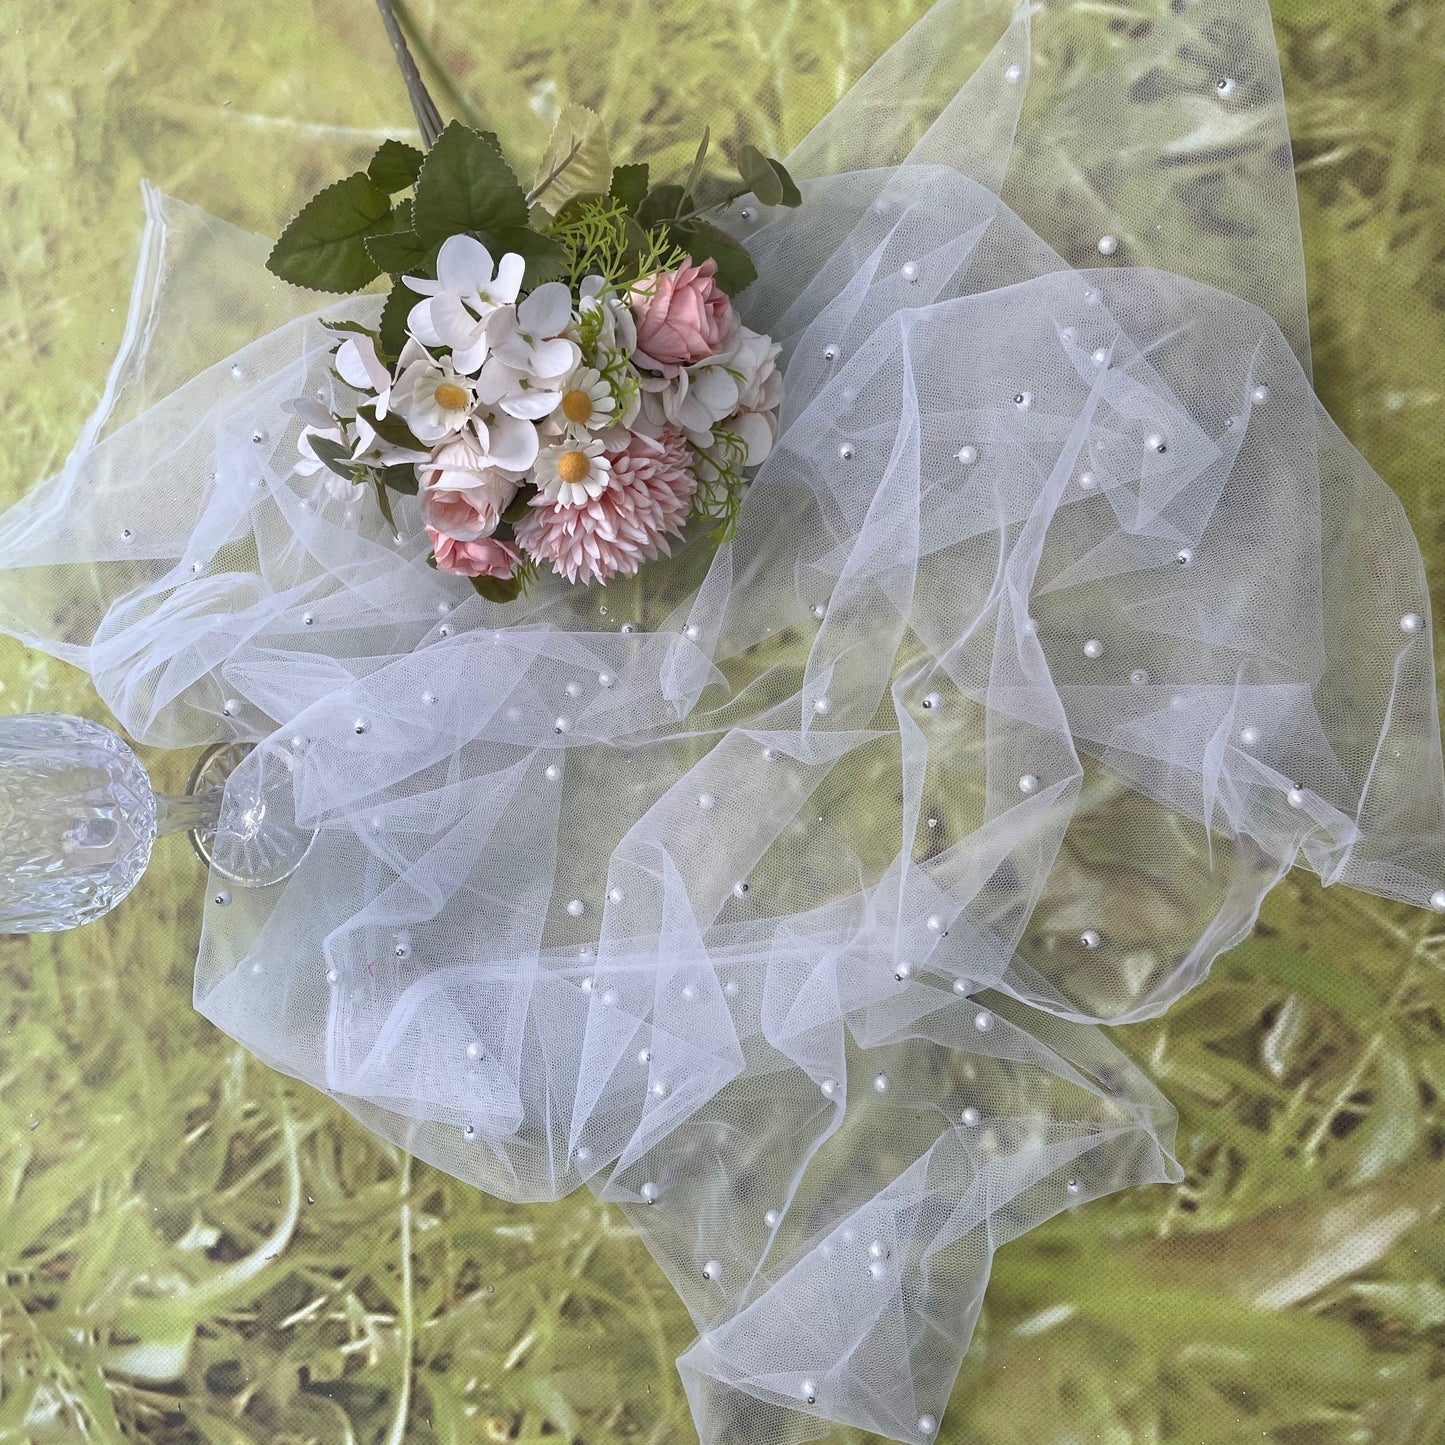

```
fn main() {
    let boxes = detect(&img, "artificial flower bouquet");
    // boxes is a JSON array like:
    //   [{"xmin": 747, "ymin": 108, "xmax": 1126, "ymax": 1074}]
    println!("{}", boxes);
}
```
[{"xmin": 269, "ymin": 112, "xmax": 797, "ymax": 599}]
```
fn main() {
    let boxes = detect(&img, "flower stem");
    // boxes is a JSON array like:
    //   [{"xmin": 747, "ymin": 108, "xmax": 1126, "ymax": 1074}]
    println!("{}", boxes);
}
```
[{"xmin": 374, "ymin": 0, "xmax": 445, "ymax": 149}]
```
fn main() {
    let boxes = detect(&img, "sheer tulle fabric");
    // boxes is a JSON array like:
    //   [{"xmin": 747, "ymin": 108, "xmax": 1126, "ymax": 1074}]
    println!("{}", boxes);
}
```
[{"xmin": 2, "ymin": 1, "xmax": 1443, "ymax": 1441}]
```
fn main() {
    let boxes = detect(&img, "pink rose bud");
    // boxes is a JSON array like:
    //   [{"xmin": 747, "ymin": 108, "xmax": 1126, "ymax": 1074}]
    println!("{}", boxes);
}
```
[
  {"xmin": 428, "ymin": 528, "xmax": 521, "ymax": 580},
  {"xmin": 631, "ymin": 256, "xmax": 735, "ymax": 377}
]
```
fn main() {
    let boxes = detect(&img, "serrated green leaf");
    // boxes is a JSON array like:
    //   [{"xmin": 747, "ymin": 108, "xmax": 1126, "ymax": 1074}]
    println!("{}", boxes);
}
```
[
  {"xmin": 379, "ymin": 279, "xmax": 423, "ymax": 359},
  {"xmin": 489, "ymin": 227, "xmax": 569, "ymax": 287},
  {"xmin": 637, "ymin": 184, "xmax": 685, "ymax": 227},
  {"xmin": 372, "ymin": 473, "xmax": 397, "ymax": 532},
  {"xmin": 307, "ymin": 435, "xmax": 357, "ymax": 481},
  {"xmin": 532, "ymin": 104, "xmax": 612, "ymax": 215},
  {"xmin": 321, "ymin": 319, "xmax": 382, "ymax": 340},
  {"xmin": 608, "ymin": 163, "xmax": 650, "ymax": 214},
  {"xmin": 413, "ymin": 122, "xmax": 528, "ymax": 243},
  {"xmin": 670, "ymin": 220, "xmax": 758, "ymax": 294},
  {"xmin": 368, "ymin": 138, "xmax": 425, "ymax": 194},
  {"xmin": 737, "ymin": 143, "xmax": 785, "ymax": 207},
  {"xmin": 267, "ymin": 172, "xmax": 392, "ymax": 293},
  {"xmin": 767, "ymin": 157, "xmax": 803, "ymax": 208},
  {"xmin": 365, "ymin": 229, "xmax": 436, "ymax": 276},
  {"xmin": 471, "ymin": 572, "xmax": 527, "ymax": 603}
]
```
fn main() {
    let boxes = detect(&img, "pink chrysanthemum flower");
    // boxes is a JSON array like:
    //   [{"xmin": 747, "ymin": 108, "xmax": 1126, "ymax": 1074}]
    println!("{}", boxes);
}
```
[{"xmin": 516, "ymin": 429, "xmax": 697, "ymax": 585}]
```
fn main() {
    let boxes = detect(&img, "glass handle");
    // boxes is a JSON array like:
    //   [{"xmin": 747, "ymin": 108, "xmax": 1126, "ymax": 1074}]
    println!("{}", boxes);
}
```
[{"xmin": 155, "ymin": 786, "xmax": 225, "ymax": 839}]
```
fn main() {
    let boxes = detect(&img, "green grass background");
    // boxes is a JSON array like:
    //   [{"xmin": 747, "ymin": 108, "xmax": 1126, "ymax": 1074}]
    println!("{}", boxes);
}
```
[{"xmin": 2, "ymin": 1, "xmax": 1445, "ymax": 1442}]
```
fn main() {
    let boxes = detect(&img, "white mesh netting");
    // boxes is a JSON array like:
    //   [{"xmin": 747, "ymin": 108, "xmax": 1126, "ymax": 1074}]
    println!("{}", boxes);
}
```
[{"xmin": 2, "ymin": 1, "xmax": 1443, "ymax": 1441}]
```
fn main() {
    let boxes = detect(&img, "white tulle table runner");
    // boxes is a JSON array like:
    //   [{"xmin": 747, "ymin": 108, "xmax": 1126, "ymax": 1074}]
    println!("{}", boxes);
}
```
[{"xmin": 3, "ymin": 2, "xmax": 1443, "ymax": 1441}]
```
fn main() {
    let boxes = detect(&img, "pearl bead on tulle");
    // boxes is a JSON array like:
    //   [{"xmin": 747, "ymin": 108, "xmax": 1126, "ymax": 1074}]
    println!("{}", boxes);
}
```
[
  {"xmin": 1013, "ymin": 390, "xmax": 1033, "ymax": 411},
  {"xmin": 1430, "ymin": 890, "xmax": 1445, "ymax": 913},
  {"xmin": 918, "ymin": 1416, "xmax": 938, "ymax": 1437},
  {"xmin": 1217, "ymin": 76, "xmax": 1237, "ymax": 97},
  {"xmin": 961, "ymin": 1106, "xmax": 980, "ymax": 1126},
  {"xmin": 698, "ymin": 792, "xmax": 716, "ymax": 810},
  {"xmin": 1004, "ymin": 63, "xmax": 1022, "ymax": 83},
  {"xmin": 1239, "ymin": 726, "xmax": 1260, "ymax": 747},
  {"xmin": 957, "ymin": 445, "xmax": 978, "ymax": 464},
  {"xmin": 567, "ymin": 899, "xmax": 585, "ymax": 917},
  {"xmin": 1097, "ymin": 234, "xmax": 1118, "ymax": 256},
  {"xmin": 1080, "ymin": 929, "xmax": 1101, "ymax": 949},
  {"xmin": 764, "ymin": 1208, "xmax": 780, "ymax": 1227},
  {"xmin": 1083, "ymin": 639, "xmax": 1103, "ymax": 659},
  {"xmin": 873, "ymin": 1072, "xmax": 890, "ymax": 1092},
  {"xmin": 1401, "ymin": 613, "xmax": 1424, "ymax": 633},
  {"xmin": 839, "ymin": 442, "xmax": 855, "ymax": 460},
  {"xmin": 901, "ymin": 260, "xmax": 920, "ymax": 282},
  {"xmin": 1018, "ymin": 773, "xmax": 1039, "ymax": 794},
  {"xmin": 974, "ymin": 1010, "xmax": 993, "ymax": 1032},
  {"xmin": 641, "ymin": 1182, "xmax": 659, "ymax": 1203},
  {"xmin": 703, "ymin": 1260, "xmax": 721, "ymax": 1281}
]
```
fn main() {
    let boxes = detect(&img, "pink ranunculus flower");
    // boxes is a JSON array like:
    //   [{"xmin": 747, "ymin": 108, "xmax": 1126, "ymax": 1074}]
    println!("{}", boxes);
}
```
[
  {"xmin": 631, "ymin": 256, "xmax": 734, "ymax": 377},
  {"xmin": 427, "ymin": 528, "xmax": 521, "ymax": 580}
]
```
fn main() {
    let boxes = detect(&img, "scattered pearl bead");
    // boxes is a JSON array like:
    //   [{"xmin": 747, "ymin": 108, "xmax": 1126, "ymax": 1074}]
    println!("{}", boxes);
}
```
[
  {"xmin": 463, "ymin": 1123, "xmax": 477, "ymax": 1140},
  {"xmin": 811, "ymin": 603, "xmax": 827, "ymax": 619},
  {"xmin": 869, "ymin": 1239, "xmax": 889, "ymax": 1260},
  {"xmin": 1066, "ymin": 1177, "xmax": 1081, "ymax": 1194},
  {"xmin": 437, "ymin": 625, "xmax": 451, "ymax": 638},
  {"xmin": 824, "ymin": 344, "xmax": 839, "ymax": 361},
  {"xmin": 554, "ymin": 717, "xmax": 571, "ymax": 734},
  {"xmin": 608, "ymin": 886, "xmax": 624, "ymax": 903},
  {"xmin": 620, "ymin": 621, "xmax": 636, "ymax": 634},
  {"xmin": 1097, "ymin": 234, "xmax": 1119, "ymax": 256},
  {"xmin": 545, "ymin": 763, "xmax": 561, "ymax": 780},
  {"xmin": 394, "ymin": 939, "xmax": 411, "ymax": 959},
  {"xmin": 1175, "ymin": 547, "xmax": 1193, "ymax": 565},
  {"xmin": 230, "ymin": 363, "xmax": 244, "ymax": 380},
  {"xmin": 684, "ymin": 624, "xmax": 702, "ymax": 641},
  {"xmin": 921, "ymin": 692, "xmax": 942, "ymax": 711},
  {"xmin": 251, "ymin": 429, "xmax": 265, "ymax": 444},
  {"xmin": 733, "ymin": 880, "xmax": 751, "ymax": 899},
  {"xmin": 961, "ymin": 1106, "xmax": 981, "ymax": 1126},
  {"xmin": 1091, "ymin": 347, "xmax": 1109, "ymax": 368},
  {"xmin": 1287, "ymin": 788, "xmax": 1305, "ymax": 808},
  {"xmin": 580, "ymin": 975, "xmax": 594, "ymax": 992},
  {"xmin": 1013, "ymin": 390, "xmax": 1034, "ymax": 411},
  {"xmin": 353, "ymin": 719, "xmax": 368, "ymax": 734},
  {"xmin": 467, "ymin": 1042, "xmax": 482, "ymax": 1059},
  {"xmin": 926, "ymin": 914, "xmax": 944, "ymax": 932},
  {"xmin": 901, "ymin": 260, "xmax": 920, "ymax": 283},
  {"xmin": 1430, "ymin": 890, "xmax": 1445, "ymax": 913},
  {"xmin": 650, "ymin": 1080, "xmax": 669, "ymax": 1098},
  {"xmin": 763, "ymin": 747, "xmax": 781, "ymax": 762},
  {"xmin": 640, "ymin": 1181, "xmax": 659, "ymax": 1203},
  {"xmin": 894, "ymin": 962, "xmax": 912, "ymax": 981},
  {"xmin": 191, "ymin": 560, "xmax": 204, "ymax": 574},
  {"xmin": 1146, "ymin": 433, "xmax": 1168, "ymax": 454},
  {"xmin": 702, "ymin": 1260, "xmax": 721, "ymax": 1281},
  {"xmin": 1251, "ymin": 383, "xmax": 1270, "ymax": 404},
  {"xmin": 724, "ymin": 979, "xmax": 738, "ymax": 997},
  {"xmin": 567, "ymin": 899, "xmax": 585, "ymax": 917},
  {"xmin": 1061, "ymin": 326, "xmax": 1078, "ymax": 343},
  {"xmin": 222, "ymin": 699, "xmax": 239, "ymax": 717},
  {"xmin": 1021, "ymin": 618, "xmax": 1038, "ymax": 636},
  {"xmin": 1005, "ymin": 62, "xmax": 1023, "ymax": 83},
  {"xmin": 873, "ymin": 1072, "xmax": 890, "ymax": 1094},
  {"xmin": 1080, "ymin": 929, "xmax": 1101, "ymax": 949},
  {"xmin": 952, "ymin": 978, "xmax": 970, "ymax": 996},
  {"xmin": 575, "ymin": 1145, "xmax": 591, "ymax": 1163},
  {"xmin": 1084, "ymin": 287, "xmax": 1101, "ymax": 304},
  {"xmin": 565, "ymin": 680, "xmax": 583, "ymax": 697},
  {"xmin": 121, "ymin": 527, "xmax": 134, "ymax": 542},
  {"xmin": 1216, "ymin": 77, "xmax": 1237, "ymax": 98},
  {"xmin": 957, "ymin": 445, "xmax": 978, "ymax": 464},
  {"xmin": 1083, "ymin": 639, "xmax": 1103, "ymax": 659},
  {"xmin": 1239, "ymin": 725, "xmax": 1260, "ymax": 748},
  {"xmin": 326, "ymin": 968, "xmax": 338, "ymax": 984},
  {"xmin": 974, "ymin": 1009, "xmax": 993, "ymax": 1032},
  {"xmin": 802, "ymin": 1379, "xmax": 818, "ymax": 1405},
  {"xmin": 303, "ymin": 613, "xmax": 315, "ymax": 626},
  {"xmin": 1018, "ymin": 773, "xmax": 1039, "ymax": 794},
  {"xmin": 681, "ymin": 984, "xmax": 696, "ymax": 1001},
  {"xmin": 868, "ymin": 1260, "xmax": 888, "ymax": 1280},
  {"xmin": 598, "ymin": 672, "xmax": 615, "ymax": 689},
  {"xmin": 1130, "ymin": 669, "xmax": 1149, "ymax": 686},
  {"xmin": 600, "ymin": 989, "xmax": 617, "ymax": 1007},
  {"xmin": 740, "ymin": 207, "xmax": 755, "ymax": 222},
  {"xmin": 918, "ymin": 1416, "xmax": 938, "ymax": 1437},
  {"xmin": 698, "ymin": 792, "xmax": 716, "ymax": 810},
  {"xmin": 638, "ymin": 1047, "xmax": 652, "ymax": 1065},
  {"xmin": 821, "ymin": 1077, "xmax": 841, "ymax": 1099},
  {"xmin": 1400, "ymin": 613, "xmax": 1424, "ymax": 633},
  {"xmin": 813, "ymin": 696, "xmax": 832, "ymax": 714},
  {"xmin": 214, "ymin": 890, "xmax": 231, "ymax": 906},
  {"xmin": 839, "ymin": 442, "xmax": 856, "ymax": 460},
  {"xmin": 764, "ymin": 1208, "xmax": 780, "ymax": 1228}
]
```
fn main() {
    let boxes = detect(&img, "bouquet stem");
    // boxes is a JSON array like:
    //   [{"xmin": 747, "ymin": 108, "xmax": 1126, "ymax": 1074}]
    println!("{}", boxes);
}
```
[{"xmin": 374, "ymin": 0, "xmax": 444, "ymax": 148}]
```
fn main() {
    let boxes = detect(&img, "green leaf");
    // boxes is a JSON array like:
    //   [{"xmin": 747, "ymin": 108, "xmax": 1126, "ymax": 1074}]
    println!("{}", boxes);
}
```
[
  {"xmin": 372, "ymin": 473, "xmax": 398, "ymax": 532},
  {"xmin": 380, "ymin": 463, "xmax": 420, "ymax": 497},
  {"xmin": 670, "ymin": 220, "xmax": 758, "ymax": 293},
  {"xmin": 489, "ymin": 226, "xmax": 569, "ymax": 287},
  {"xmin": 767, "ymin": 156, "xmax": 803, "ymax": 208},
  {"xmin": 471, "ymin": 572, "xmax": 527, "ymax": 604},
  {"xmin": 608, "ymin": 163, "xmax": 650, "ymax": 214},
  {"xmin": 501, "ymin": 492, "xmax": 532, "ymax": 526},
  {"xmin": 356, "ymin": 404, "xmax": 426, "ymax": 454},
  {"xmin": 364, "ymin": 229, "xmax": 437, "ymax": 276},
  {"xmin": 636, "ymin": 184, "xmax": 685, "ymax": 227},
  {"xmin": 532, "ymin": 104, "xmax": 612, "ymax": 214},
  {"xmin": 320, "ymin": 319, "xmax": 382, "ymax": 339},
  {"xmin": 307, "ymin": 435, "xmax": 357, "ymax": 481},
  {"xmin": 368, "ymin": 138, "xmax": 425, "ymax": 194},
  {"xmin": 682, "ymin": 127, "xmax": 711, "ymax": 206},
  {"xmin": 736, "ymin": 143, "xmax": 785, "ymax": 207},
  {"xmin": 267, "ymin": 172, "xmax": 393, "ymax": 293},
  {"xmin": 379, "ymin": 279, "xmax": 423, "ymax": 359},
  {"xmin": 413, "ymin": 122, "xmax": 528, "ymax": 243}
]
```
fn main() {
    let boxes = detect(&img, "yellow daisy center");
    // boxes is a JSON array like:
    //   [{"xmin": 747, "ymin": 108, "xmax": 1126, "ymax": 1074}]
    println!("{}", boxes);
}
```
[
  {"xmin": 434, "ymin": 382, "xmax": 469, "ymax": 412},
  {"xmin": 561, "ymin": 389, "xmax": 594, "ymax": 425},
  {"xmin": 557, "ymin": 450, "xmax": 591, "ymax": 485}
]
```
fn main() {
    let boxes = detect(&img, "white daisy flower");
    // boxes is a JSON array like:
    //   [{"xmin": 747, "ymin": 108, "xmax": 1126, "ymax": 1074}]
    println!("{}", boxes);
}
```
[
  {"xmin": 555, "ymin": 366, "xmax": 617, "ymax": 435},
  {"xmin": 535, "ymin": 438, "xmax": 613, "ymax": 508},
  {"xmin": 389, "ymin": 353, "xmax": 477, "ymax": 444}
]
